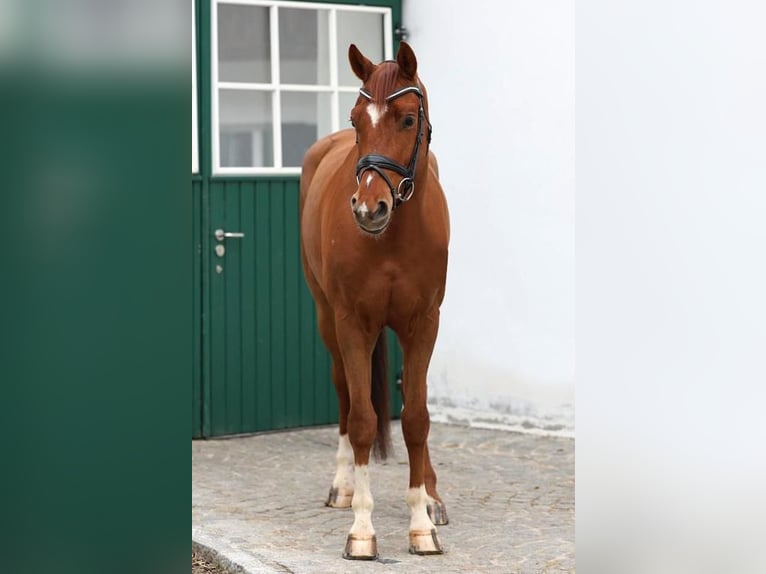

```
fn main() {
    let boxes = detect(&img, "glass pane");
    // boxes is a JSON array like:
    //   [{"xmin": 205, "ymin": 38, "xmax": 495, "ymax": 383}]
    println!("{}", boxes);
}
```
[
  {"xmin": 279, "ymin": 8, "xmax": 330, "ymax": 85},
  {"xmin": 281, "ymin": 92, "xmax": 332, "ymax": 168},
  {"xmin": 336, "ymin": 11, "xmax": 385, "ymax": 86},
  {"xmin": 219, "ymin": 90, "xmax": 273, "ymax": 168},
  {"xmin": 339, "ymin": 92, "xmax": 360, "ymax": 124},
  {"xmin": 218, "ymin": 4, "xmax": 270, "ymax": 83}
]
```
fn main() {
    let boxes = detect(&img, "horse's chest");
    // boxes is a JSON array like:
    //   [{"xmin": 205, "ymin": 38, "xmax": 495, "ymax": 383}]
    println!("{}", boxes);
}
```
[{"xmin": 326, "ymin": 250, "xmax": 443, "ymax": 320}]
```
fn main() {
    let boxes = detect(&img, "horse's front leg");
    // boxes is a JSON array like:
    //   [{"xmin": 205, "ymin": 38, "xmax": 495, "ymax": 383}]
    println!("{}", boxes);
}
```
[
  {"xmin": 399, "ymin": 311, "xmax": 445, "ymax": 555},
  {"xmin": 335, "ymin": 314, "xmax": 379, "ymax": 560}
]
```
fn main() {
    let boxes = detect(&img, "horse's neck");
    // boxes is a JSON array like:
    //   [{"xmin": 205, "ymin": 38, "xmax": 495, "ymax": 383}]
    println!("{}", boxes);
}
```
[
  {"xmin": 391, "ymin": 168, "xmax": 441, "ymax": 239},
  {"xmin": 409, "ymin": 159, "xmax": 437, "ymax": 212}
]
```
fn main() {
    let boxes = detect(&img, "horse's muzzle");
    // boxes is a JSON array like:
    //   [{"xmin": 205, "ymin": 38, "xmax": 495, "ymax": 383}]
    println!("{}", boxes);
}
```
[{"xmin": 351, "ymin": 197, "xmax": 391, "ymax": 235}]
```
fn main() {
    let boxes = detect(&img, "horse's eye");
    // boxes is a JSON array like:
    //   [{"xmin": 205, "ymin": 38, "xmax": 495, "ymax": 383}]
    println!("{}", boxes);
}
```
[
  {"xmin": 403, "ymin": 116, "xmax": 415, "ymax": 128},
  {"xmin": 349, "ymin": 118, "xmax": 357, "ymax": 129}
]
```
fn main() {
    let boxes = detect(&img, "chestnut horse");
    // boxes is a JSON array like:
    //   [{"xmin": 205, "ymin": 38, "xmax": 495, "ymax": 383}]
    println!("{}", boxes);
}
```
[{"xmin": 300, "ymin": 42, "xmax": 449, "ymax": 559}]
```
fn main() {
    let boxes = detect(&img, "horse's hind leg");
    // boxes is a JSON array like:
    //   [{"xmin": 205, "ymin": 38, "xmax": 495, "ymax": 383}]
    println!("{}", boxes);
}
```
[
  {"xmin": 313, "ymin": 300, "xmax": 354, "ymax": 509},
  {"xmin": 401, "ymin": 379, "xmax": 448, "ymax": 525},
  {"xmin": 326, "ymin": 357, "xmax": 354, "ymax": 508},
  {"xmin": 300, "ymin": 246, "xmax": 354, "ymax": 509},
  {"xmin": 424, "ymin": 445, "xmax": 449, "ymax": 525}
]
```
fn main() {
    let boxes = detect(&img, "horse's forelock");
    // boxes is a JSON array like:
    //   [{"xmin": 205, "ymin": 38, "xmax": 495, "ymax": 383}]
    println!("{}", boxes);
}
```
[{"xmin": 366, "ymin": 62, "xmax": 403, "ymax": 104}]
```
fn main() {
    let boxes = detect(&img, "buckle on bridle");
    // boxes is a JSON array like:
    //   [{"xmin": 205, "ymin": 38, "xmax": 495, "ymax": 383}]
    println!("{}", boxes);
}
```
[{"xmin": 396, "ymin": 177, "xmax": 415, "ymax": 203}]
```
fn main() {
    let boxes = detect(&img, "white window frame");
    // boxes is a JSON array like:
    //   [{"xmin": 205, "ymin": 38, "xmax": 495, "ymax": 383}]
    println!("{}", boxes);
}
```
[
  {"xmin": 192, "ymin": 0, "xmax": 199, "ymax": 174},
  {"xmin": 212, "ymin": 0, "xmax": 393, "ymax": 175}
]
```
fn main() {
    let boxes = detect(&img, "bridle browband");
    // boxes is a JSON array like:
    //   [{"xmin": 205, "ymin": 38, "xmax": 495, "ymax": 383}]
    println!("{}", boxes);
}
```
[{"xmin": 355, "ymin": 84, "xmax": 433, "ymax": 210}]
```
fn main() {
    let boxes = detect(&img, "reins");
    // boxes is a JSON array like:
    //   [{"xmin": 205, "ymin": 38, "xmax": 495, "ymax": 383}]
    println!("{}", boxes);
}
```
[{"xmin": 355, "ymin": 84, "xmax": 433, "ymax": 210}]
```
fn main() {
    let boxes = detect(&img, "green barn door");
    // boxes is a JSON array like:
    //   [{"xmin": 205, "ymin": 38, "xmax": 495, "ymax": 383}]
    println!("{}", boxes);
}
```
[
  {"xmin": 206, "ymin": 178, "xmax": 337, "ymax": 435},
  {"xmin": 199, "ymin": 0, "xmax": 403, "ymax": 437}
]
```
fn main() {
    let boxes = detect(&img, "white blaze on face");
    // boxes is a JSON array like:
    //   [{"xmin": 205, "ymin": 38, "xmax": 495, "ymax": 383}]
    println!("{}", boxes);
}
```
[
  {"xmin": 365, "ymin": 173, "xmax": 373, "ymax": 189},
  {"xmin": 350, "ymin": 465, "xmax": 375, "ymax": 537},
  {"xmin": 358, "ymin": 202, "xmax": 369, "ymax": 216},
  {"xmin": 366, "ymin": 103, "xmax": 386, "ymax": 128},
  {"xmin": 332, "ymin": 434, "xmax": 354, "ymax": 494},
  {"xmin": 407, "ymin": 484, "xmax": 436, "ymax": 533}
]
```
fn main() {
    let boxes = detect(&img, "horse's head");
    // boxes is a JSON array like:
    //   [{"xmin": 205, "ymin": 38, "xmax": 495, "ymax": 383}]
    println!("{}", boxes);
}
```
[{"xmin": 347, "ymin": 41, "xmax": 432, "ymax": 235}]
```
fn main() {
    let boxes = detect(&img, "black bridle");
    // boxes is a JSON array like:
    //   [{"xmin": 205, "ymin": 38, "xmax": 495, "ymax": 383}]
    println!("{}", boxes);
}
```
[{"xmin": 355, "ymin": 84, "xmax": 433, "ymax": 210}]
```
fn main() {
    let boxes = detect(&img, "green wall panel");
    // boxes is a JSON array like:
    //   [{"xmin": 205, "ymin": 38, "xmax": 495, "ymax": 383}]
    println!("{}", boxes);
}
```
[{"xmin": 192, "ymin": 178, "xmax": 203, "ymax": 438}]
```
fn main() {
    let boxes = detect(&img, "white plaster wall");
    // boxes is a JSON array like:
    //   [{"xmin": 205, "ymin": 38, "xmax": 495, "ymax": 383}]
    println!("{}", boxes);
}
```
[{"xmin": 402, "ymin": 1, "xmax": 575, "ymax": 433}]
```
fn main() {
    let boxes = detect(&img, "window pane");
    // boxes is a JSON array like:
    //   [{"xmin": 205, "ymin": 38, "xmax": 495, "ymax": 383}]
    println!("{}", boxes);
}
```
[
  {"xmin": 336, "ymin": 11, "xmax": 384, "ymax": 86},
  {"xmin": 219, "ymin": 90, "xmax": 273, "ymax": 167},
  {"xmin": 279, "ymin": 8, "xmax": 330, "ymax": 85},
  {"xmin": 218, "ymin": 4, "xmax": 270, "ymax": 83},
  {"xmin": 281, "ymin": 91, "xmax": 332, "ymax": 168},
  {"xmin": 339, "ymin": 91, "xmax": 360, "ymax": 124}
]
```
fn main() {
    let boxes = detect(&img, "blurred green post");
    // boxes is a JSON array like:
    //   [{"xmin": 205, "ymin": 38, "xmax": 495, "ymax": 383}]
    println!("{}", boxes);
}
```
[{"xmin": 0, "ymin": 2, "xmax": 191, "ymax": 573}]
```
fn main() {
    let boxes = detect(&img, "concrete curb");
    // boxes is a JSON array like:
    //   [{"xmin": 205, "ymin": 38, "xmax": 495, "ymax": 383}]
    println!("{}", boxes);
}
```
[{"xmin": 193, "ymin": 530, "xmax": 288, "ymax": 574}]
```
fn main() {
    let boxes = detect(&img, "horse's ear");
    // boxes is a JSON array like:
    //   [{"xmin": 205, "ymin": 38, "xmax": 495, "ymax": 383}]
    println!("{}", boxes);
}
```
[
  {"xmin": 349, "ymin": 44, "xmax": 375, "ymax": 82},
  {"xmin": 396, "ymin": 41, "xmax": 418, "ymax": 80}
]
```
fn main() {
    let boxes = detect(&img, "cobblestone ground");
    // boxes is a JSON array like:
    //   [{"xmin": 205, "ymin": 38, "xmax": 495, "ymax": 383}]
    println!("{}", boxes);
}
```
[{"xmin": 192, "ymin": 422, "xmax": 574, "ymax": 574}]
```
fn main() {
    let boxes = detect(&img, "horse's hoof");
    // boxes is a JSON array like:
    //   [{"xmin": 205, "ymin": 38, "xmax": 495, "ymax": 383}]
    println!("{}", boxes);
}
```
[
  {"xmin": 408, "ymin": 529, "xmax": 444, "ymax": 555},
  {"xmin": 427, "ymin": 500, "xmax": 449, "ymax": 525},
  {"xmin": 343, "ymin": 534, "xmax": 378, "ymax": 560},
  {"xmin": 325, "ymin": 487, "xmax": 353, "ymax": 508}
]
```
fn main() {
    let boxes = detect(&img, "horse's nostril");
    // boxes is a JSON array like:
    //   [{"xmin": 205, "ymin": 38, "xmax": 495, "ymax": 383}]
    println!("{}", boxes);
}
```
[
  {"xmin": 373, "ymin": 201, "xmax": 388, "ymax": 220},
  {"xmin": 350, "ymin": 196, "xmax": 357, "ymax": 207}
]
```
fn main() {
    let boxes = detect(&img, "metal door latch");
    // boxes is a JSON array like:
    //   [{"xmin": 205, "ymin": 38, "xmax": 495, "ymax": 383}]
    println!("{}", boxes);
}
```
[{"xmin": 215, "ymin": 229, "xmax": 245, "ymax": 241}]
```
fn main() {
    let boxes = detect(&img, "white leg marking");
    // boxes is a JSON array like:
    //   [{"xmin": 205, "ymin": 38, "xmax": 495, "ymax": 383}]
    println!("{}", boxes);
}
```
[
  {"xmin": 332, "ymin": 434, "xmax": 354, "ymax": 494},
  {"xmin": 407, "ymin": 485, "xmax": 436, "ymax": 533},
  {"xmin": 350, "ymin": 465, "xmax": 375, "ymax": 537},
  {"xmin": 366, "ymin": 103, "xmax": 386, "ymax": 128}
]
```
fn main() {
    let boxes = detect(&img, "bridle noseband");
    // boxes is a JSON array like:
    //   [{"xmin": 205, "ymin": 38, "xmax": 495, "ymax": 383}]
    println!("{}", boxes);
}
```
[{"xmin": 355, "ymin": 85, "xmax": 433, "ymax": 210}]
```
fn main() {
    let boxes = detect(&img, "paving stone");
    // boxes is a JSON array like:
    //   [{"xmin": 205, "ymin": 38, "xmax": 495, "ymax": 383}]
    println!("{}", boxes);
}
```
[{"xmin": 193, "ymin": 422, "xmax": 574, "ymax": 573}]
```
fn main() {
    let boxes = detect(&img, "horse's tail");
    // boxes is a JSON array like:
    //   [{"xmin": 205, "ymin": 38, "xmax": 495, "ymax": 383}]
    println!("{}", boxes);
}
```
[{"xmin": 371, "ymin": 331, "xmax": 392, "ymax": 461}]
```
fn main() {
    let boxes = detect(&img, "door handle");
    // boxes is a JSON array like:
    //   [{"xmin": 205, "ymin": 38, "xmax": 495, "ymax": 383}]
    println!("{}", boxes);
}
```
[{"xmin": 215, "ymin": 229, "xmax": 245, "ymax": 241}]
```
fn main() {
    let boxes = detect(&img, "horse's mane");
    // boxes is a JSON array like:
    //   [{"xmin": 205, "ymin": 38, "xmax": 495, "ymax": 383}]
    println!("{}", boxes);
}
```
[{"xmin": 365, "ymin": 62, "xmax": 402, "ymax": 104}]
